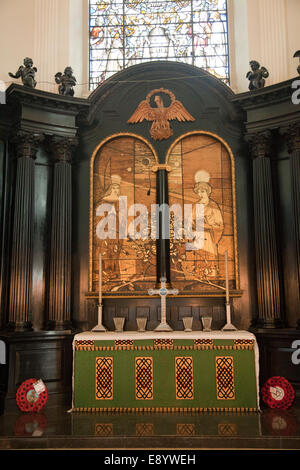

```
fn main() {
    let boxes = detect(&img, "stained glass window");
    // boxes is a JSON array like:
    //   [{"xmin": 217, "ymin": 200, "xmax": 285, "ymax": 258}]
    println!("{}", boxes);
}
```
[{"xmin": 89, "ymin": 0, "xmax": 229, "ymax": 90}]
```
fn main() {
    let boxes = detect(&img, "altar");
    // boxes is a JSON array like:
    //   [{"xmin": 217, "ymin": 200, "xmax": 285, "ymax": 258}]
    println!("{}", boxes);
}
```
[
  {"xmin": 69, "ymin": 89, "xmax": 263, "ymax": 414},
  {"xmin": 71, "ymin": 330, "xmax": 259, "ymax": 413}
]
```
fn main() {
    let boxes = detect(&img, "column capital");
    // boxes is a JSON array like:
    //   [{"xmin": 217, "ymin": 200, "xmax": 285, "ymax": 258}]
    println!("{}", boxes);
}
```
[
  {"xmin": 246, "ymin": 130, "xmax": 273, "ymax": 159},
  {"xmin": 47, "ymin": 135, "xmax": 79, "ymax": 163},
  {"xmin": 151, "ymin": 164, "xmax": 172, "ymax": 173},
  {"xmin": 281, "ymin": 122, "xmax": 300, "ymax": 154},
  {"xmin": 11, "ymin": 130, "xmax": 44, "ymax": 159}
]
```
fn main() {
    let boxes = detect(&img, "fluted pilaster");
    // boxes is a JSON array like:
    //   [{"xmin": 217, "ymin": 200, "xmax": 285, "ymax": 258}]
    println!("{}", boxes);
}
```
[
  {"xmin": 9, "ymin": 131, "xmax": 43, "ymax": 331},
  {"xmin": 285, "ymin": 123, "xmax": 300, "ymax": 328},
  {"xmin": 248, "ymin": 131, "xmax": 283, "ymax": 328},
  {"xmin": 47, "ymin": 136, "xmax": 78, "ymax": 330}
]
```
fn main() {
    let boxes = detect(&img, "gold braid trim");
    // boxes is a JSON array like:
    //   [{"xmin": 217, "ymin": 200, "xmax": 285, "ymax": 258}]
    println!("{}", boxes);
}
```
[
  {"xmin": 75, "ymin": 344, "xmax": 254, "ymax": 352},
  {"xmin": 71, "ymin": 407, "xmax": 258, "ymax": 413}
]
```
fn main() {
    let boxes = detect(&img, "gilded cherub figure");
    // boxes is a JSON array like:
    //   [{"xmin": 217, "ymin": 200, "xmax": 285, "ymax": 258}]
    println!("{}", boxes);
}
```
[
  {"xmin": 9, "ymin": 57, "xmax": 37, "ymax": 88},
  {"xmin": 246, "ymin": 60, "xmax": 269, "ymax": 91},
  {"xmin": 55, "ymin": 67, "xmax": 76, "ymax": 96}
]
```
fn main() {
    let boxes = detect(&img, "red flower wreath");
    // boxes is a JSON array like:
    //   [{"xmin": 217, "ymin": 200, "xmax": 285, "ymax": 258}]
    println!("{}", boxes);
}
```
[
  {"xmin": 261, "ymin": 376, "xmax": 295, "ymax": 410},
  {"xmin": 14, "ymin": 413, "xmax": 48, "ymax": 436},
  {"xmin": 262, "ymin": 409, "xmax": 298, "ymax": 436},
  {"xmin": 16, "ymin": 378, "xmax": 48, "ymax": 413}
]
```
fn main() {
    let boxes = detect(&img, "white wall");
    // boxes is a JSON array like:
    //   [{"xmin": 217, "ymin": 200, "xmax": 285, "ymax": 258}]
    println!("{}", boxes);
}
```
[
  {"xmin": 0, "ymin": 0, "xmax": 299, "ymax": 96},
  {"xmin": 69, "ymin": 0, "xmax": 89, "ymax": 97},
  {"xmin": 228, "ymin": 0, "xmax": 250, "ymax": 93},
  {"xmin": 0, "ymin": 0, "xmax": 89, "ymax": 97},
  {"xmin": 286, "ymin": 0, "xmax": 300, "ymax": 79},
  {"xmin": 229, "ymin": 0, "xmax": 300, "ymax": 93},
  {"xmin": 247, "ymin": 0, "xmax": 289, "ymax": 85},
  {"xmin": 0, "ymin": 0, "xmax": 35, "ymax": 89}
]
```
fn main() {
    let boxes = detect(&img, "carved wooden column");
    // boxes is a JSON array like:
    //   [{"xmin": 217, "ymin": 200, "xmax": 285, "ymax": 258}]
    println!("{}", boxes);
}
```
[
  {"xmin": 248, "ymin": 131, "xmax": 283, "ymax": 328},
  {"xmin": 8, "ymin": 131, "xmax": 43, "ymax": 331},
  {"xmin": 285, "ymin": 123, "xmax": 300, "ymax": 328},
  {"xmin": 47, "ymin": 136, "xmax": 78, "ymax": 330}
]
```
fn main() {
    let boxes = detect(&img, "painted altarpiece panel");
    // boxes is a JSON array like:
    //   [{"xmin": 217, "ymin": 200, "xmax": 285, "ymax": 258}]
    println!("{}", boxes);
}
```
[
  {"xmin": 90, "ymin": 134, "xmax": 158, "ymax": 295},
  {"xmin": 167, "ymin": 132, "xmax": 238, "ymax": 294},
  {"xmin": 90, "ymin": 132, "xmax": 238, "ymax": 297}
]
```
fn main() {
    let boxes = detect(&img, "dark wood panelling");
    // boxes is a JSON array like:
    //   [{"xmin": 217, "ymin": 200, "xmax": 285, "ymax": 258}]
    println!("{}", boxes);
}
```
[
  {"xmin": 234, "ymin": 81, "xmax": 300, "ymax": 329},
  {"xmin": 0, "ymin": 140, "xmax": 10, "ymax": 331},
  {"xmin": 0, "ymin": 141, "xmax": 4, "ymax": 223},
  {"xmin": 252, "ymin": 329, "xmax": 300, "ymax": 398},
  {"xmin": 87, "ymin": 297, "xmax": 226, "ymax": 332},
  {"xmin": 0, "ymin": 140, "xmax": 5, "ymax": 330},
  {"xmin": 136, "ymin": 306, "xmax": 150, "ymax": 318},
  {"xmin": 0, "ymin": 331, "xmax": 75, "ymax": 410},
  {"xmin": 274, "ymin": 156, "xmax": 299, "ymax": 327},
  {"xmin": 31, "ymin": 156, "xmax": 53, "ymax": 330}
]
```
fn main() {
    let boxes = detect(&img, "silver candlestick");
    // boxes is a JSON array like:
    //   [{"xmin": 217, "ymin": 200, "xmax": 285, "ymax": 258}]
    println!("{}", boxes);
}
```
[
  {"xmin": 222, "ymin": 251, "xmax": 237, "ymax": 331},
  {"xmin": 92, "ymin": 303, "xmax": 107, "ymax": 332}
]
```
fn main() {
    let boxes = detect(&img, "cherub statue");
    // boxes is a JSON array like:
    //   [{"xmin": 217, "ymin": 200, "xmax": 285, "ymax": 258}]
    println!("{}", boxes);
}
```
[
  {"xmin": 55, "ymin": 67, "xmax": 76, "ymax": 96},
  {"xmin": 9, "ymin": 57, "xmax": 37, "ymax": 88},
  {"xmin": 246, "ymin": 60, "xmax": 269, "ymax": 91}
]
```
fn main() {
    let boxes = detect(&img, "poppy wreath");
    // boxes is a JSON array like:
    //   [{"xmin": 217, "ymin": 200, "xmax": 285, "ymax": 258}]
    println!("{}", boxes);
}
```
[
  {"xmin": 14, "ymin": 413, "xmax": 48, "ymax": 436},
  {"xmin": 262, "ymin": 409, "xmax": 298, "ymax": 436},
  {"xmin": 261, "ymin": 376, "xmax": 295, "ymax": 410},
  {"xmin": 16, "ymin": 378, "xmax": 48, "ymax": 412}
]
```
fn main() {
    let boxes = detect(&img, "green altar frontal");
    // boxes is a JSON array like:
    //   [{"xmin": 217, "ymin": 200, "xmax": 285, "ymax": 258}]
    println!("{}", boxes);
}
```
[{"xmin": 72, "ymin": 331, "xmax": 259, "ymax": 412}]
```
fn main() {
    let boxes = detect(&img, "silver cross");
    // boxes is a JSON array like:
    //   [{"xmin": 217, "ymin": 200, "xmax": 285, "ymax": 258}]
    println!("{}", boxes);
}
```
[{"xmin": 148, "ymin": 277, "xmax": 178, "ymax": 331}]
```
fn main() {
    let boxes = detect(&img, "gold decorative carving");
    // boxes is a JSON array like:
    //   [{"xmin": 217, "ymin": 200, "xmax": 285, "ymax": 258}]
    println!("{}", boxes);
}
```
[{"xmin": 127, "ymin": 88, "xmax": 195, "ymax": 141}]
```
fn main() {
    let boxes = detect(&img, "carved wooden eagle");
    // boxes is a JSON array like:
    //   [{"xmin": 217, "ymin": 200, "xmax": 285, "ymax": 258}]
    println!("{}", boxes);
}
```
[{"xmin": 127, "ymin": 88, "xmax": 195, "ymax": 141}]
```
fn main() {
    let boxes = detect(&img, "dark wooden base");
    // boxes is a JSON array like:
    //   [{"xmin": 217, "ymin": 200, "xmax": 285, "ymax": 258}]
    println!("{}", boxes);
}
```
[
  {"xmin": 250, "ymin": 328, "xmax": 300, "ymax": 397},
  {"xmin": 251, "ymin": 318, "xmax": 287, "ymax": 329},
  {"xmin": 0, "ymin": 330, "xmax": 75, "ymax": 413},
  {"xmin": 46, "ymin": 320, "xmax": 73, "ymax": 332},
  {"xmin": 6, "ymin": 322, "xmax": 34, "ymax": 333}
]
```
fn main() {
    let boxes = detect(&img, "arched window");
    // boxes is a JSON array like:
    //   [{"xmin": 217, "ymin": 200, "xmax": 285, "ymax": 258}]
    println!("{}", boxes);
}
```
[{"xmin": 89, "ymin": 0, "xmax": 229, "ymax": 90}]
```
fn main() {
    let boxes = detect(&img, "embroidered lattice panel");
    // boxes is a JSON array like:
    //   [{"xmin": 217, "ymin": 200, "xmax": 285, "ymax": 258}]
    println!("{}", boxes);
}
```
[
  {"xmin": 135, "ymin": 357, "xmax": 154, "ymax": 400},
  {"xmin": 95, "ymin": 357, "xmax": 113, "ymax": 400},
  {"xmin": 215, "ymin": 356, "xmax": 235, "ymax": 400},
  {"xmin": 175, "ymin": 356, "xmax": 194, "ymax": 400}
]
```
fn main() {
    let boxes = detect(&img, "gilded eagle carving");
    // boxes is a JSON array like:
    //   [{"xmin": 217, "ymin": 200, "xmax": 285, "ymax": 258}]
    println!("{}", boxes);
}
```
[{"xmin": 127, "ymin": 88, "xmax": 195, "ymax": 141}]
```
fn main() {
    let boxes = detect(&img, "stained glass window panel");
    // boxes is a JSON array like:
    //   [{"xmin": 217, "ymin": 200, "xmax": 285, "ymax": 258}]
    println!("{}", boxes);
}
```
[{"xmin": 89, "ymin": 0, "xmax": 229, "ymax": 89}]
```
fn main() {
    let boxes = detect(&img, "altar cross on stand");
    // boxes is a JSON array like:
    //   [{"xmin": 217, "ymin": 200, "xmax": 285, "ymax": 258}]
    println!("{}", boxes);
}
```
[{"xmin": 149, "ymin": 277, "xmax": 178, "ymax": 331}]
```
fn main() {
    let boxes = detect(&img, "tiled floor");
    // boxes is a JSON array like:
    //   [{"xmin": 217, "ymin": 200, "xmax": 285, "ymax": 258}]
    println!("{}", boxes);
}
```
[{"xmin": 0, "ymin": 404, "xmax": 300, "ymax": 449}]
